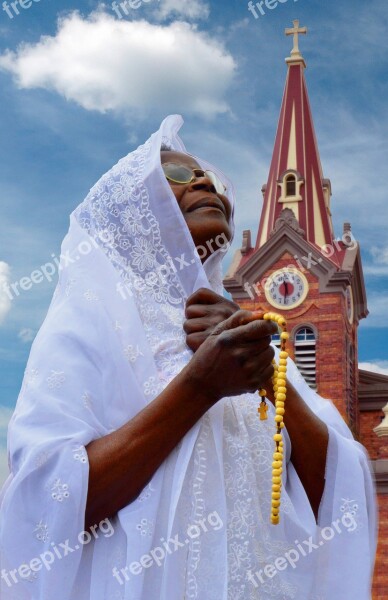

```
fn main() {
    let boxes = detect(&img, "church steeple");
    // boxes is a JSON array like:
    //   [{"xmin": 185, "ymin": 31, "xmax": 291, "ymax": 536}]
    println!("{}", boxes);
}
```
[
  {"xmin": 224, "ymin": 19, "xmax": 368, "ymax": 442},
  {"xmin": 256, "ymin": 20, "xmax": 335, "ymax": 250}
]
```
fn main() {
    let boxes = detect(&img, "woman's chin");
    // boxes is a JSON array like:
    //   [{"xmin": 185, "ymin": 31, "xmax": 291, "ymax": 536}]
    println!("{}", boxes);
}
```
[{"xmin": 188, "ymin": 220, "xmax": 231, "ymax": 248}]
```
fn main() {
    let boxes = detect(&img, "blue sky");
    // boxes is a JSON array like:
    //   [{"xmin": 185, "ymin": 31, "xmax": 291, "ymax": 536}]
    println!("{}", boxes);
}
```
[{"xmin": 0, "ymin": 0, "xmax": 387, "ymax": 484}]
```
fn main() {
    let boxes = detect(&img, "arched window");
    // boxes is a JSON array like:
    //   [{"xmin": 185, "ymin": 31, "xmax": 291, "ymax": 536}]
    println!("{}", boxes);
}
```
[
  {"xmin": 278, "ymin": 170, "xmax": 303, "ymax": 203},
  {"xmin": 294, "ymin": 327, "xmax": 317, "ymax": 390},
  {"xmin": 286, "ymin": 174, "xmax": 296, "ymax": 197}
]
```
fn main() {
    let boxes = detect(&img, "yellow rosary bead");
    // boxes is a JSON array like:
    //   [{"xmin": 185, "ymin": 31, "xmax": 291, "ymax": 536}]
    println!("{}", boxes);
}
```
[{"xmin": 255, "ymin": 311, "xmax": 288, "ymax": 524}]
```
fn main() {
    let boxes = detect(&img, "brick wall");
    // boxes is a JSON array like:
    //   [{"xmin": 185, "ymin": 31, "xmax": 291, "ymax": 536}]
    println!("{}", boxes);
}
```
[
  {"xmin": 372, "ymin": 493, "xmax": 388, "ymax": 599},
  {"xmin": 235, "ymin": 253, "xmax": 357, "ymax": 422},
  {"xmin": 360, "ymin": 411, "xmax": 382, "ymax": 459},
  {"xmin": 231, "ymin": 252, "xmax": 385, "ymax": 596}
]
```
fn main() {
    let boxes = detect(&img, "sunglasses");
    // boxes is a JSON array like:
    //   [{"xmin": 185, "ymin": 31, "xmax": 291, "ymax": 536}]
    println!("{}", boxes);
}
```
[{"xmin": 162, "ymin": 163, "xmax": 227, "ymax": 195}]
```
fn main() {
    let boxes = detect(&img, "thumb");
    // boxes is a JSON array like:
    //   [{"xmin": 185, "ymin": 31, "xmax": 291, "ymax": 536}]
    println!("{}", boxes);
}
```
[{"xmin": 211, "ymin": 309, "xmax": 264, "ymax": 335}]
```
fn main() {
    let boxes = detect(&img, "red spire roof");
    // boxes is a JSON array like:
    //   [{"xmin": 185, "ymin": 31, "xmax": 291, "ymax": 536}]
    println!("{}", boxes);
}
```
[{"xmin": 255, "ymin": 21, "xmax": 335, "ymax": 253}]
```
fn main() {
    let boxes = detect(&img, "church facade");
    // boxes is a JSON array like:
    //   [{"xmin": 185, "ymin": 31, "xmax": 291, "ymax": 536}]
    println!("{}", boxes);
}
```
[{"xmin": 223, "ymin": 21, "xmax": 388, "ymax": 598}]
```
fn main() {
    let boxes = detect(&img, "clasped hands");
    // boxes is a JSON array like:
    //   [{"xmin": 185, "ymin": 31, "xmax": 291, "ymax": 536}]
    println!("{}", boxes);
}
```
[{"xmin": 182, "ymin": 288, "xmax": 277, "ymax": 402}]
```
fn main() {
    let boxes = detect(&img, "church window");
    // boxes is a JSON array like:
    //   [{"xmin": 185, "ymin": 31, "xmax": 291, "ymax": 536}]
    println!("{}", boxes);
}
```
[
  {"xmin": 294, "ymin": 326, "xmax": 317, "ymax": 389},
  {"xmin": 286, "ymin": 174, "xmax": 296, "ymax": 197}
]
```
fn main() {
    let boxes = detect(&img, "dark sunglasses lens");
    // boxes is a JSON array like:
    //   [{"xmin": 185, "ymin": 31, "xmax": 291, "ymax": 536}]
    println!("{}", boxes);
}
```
[{"xmin": 162, "ymin": 164, "xmax": 193, "ymax": 183}]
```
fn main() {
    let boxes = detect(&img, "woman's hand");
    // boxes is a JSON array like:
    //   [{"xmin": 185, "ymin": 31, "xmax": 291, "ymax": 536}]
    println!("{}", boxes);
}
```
[
  {"xmin": 182, "ymin": 309, "xmax": 278, "ymax": 404},
  {"xmin": 85, "ymin": 295, "xmax": 276, "ymax": 527},
  {"xmin": 183, "ymin": 288, "xmax": 240, "ymax": 352}
]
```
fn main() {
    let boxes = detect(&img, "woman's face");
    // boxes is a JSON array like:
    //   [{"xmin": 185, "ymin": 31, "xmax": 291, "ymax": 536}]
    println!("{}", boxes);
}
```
[{"xmin": 161, "ymin": 150, "xmax": 232, "ymax": 262}]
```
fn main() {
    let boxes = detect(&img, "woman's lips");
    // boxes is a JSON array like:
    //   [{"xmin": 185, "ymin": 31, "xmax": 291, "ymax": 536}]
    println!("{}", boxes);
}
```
[{"xmin": 187, "ymin": 197, "xmax": 227, "ymax": 217}]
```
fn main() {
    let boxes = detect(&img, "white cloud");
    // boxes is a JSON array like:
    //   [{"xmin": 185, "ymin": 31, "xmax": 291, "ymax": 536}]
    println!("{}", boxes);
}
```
[
  {"xmin": 155, "ymin": 0, "xmax": 210, "ymax": 21},
  {"xmin": 363, "ymin": 265, "xmax": 388, "ymax": 276},
  {"xmin": 363, "ymin": 247, "xmax": 388, "ymax": 275},
  {"xmin": 18, "ymin": 328, "xmax": 36, "ymax": 343},
  {"xmin": 0, "ymin": 261, "xmax": 12, "ymax": 325},
  {"xmin": 359, "ymin": 361, "xmax": 388, "ymax": 377},
  {"xmin": 0, "ymin": 11, "xmax": 236, "ymax": 119},
  {"xmin": 370, "ymin": 246, "xmax": 388, "ymax": 265},
  {"xmin": 361, "ymin": 294, "xmax": 388, "ymax": 328}
]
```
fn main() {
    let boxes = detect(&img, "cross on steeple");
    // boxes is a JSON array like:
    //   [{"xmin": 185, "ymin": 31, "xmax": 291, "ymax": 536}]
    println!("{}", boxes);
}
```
[{"xmin": 285, "ymin": 19, "xmax": 307, "ymax": 57}]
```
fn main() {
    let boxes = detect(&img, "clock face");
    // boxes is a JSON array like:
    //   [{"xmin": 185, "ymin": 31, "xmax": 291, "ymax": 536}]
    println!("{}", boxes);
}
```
[
  {"xmin": 264, "ymin": 269, "xmax": 309, "ymax": 310},
  {"xmin": 345, "ymin": 286, "xmax": 354, "ymax": 324}
]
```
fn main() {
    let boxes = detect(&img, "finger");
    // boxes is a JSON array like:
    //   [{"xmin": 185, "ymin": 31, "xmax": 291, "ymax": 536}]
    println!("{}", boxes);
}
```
[
  {"xmin": 250, "ymin": 364, "xmax": 276, "ymax": 391},
  {"xmin": 185, "ymin": 332, "xmax": 205, "ymax": 352},
  {"xmin": 243, "ymin": 345, "xmax": 276, "ymax": 371},
  {"xmin": 185, "ymin": 304, "xmax": 212, "ymax": 319},
  {"xmin": 229, "ymin": 320, "xmax": 278, "ymax": 344},
  {"xmin": 183, "ymin": 317, "xmax": 212, "ymax": 334},
  {"xmin": 214, "ymin": 312, "xmax": 278, "ymax": 341},
  {"xmin": 233, "ymin": 342, "xmax": 275, "ymax": 371},
  {"xmin": 245, "ymin": 359, "xmax": 276, "ymax": 390},
  {"xmin": 185, "ymin": 300, "xmax": 238, "ymax": 321},
  {"xmin": 186, "ymin": 287, "xmax": 223, "ymax": 308},
  {"xmin": 211, "ymin": 309, "xmax": 259, "ymax": 335},
  {"xmin": 242, "ymin": 335, "xmax": 274, "ymax": 354}
]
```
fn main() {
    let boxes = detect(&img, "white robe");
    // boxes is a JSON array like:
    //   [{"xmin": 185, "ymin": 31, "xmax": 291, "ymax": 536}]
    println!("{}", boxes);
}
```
[{"xmin": 0, "ymin": 115, "xmax": 377, "ymax": 600}]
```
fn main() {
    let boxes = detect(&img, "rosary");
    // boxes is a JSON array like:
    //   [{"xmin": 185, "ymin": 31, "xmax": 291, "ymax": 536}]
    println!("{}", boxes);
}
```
[{"xmin": 255, "ymin": 311, "xmax": 289, "ymax": 525}]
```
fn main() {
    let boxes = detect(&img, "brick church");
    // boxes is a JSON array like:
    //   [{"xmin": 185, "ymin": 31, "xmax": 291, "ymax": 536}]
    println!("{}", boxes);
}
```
[{"xmin": 223, "ymin": 21, "xmax": 388, "ymax": 598}]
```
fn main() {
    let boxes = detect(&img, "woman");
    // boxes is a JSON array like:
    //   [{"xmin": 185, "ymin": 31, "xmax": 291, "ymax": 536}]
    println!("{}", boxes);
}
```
[{"xmin": 0, "ymin": 115, "xmax": 376, "ymax": 599}]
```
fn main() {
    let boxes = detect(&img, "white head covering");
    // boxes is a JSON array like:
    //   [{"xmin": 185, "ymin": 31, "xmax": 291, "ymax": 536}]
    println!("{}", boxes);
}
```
[{"xmin": 0, "ymin": 115, "xmax": 377, "ymax": 600}]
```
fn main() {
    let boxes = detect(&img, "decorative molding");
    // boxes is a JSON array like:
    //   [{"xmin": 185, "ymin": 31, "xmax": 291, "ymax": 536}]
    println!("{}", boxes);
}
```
[
  {"xmin": 358, "ymin": 369, "xmax": 388, "ymax": 411},
  {"xmin": 371, "ymin": 460, "xmax": 388, "ymax": 494},
  {"xmin": 270, "ymin": 208, "xmax": 305, "ymax": 237},
  {"xmin": 241, "ymin": 230, "xmax": 252, "ymax": 256},
  {"xmin": 224, "ymin": 224, "xmax": 336, "ymax": 299},
  {"xmin": 374, "ymin": 403, "xmax": 388, "ymax": 437}
]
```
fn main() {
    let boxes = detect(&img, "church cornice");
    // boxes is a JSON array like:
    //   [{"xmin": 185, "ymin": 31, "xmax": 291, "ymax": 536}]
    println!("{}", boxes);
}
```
[{"xmin": 224, "ymin": 222, "xmax": 338, "ymax": 297}]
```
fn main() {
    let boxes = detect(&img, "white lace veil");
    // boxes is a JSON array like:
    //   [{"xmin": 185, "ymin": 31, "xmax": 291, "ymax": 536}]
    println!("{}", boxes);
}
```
[{"xmin": 0, "ymin": 115, "xmax": 376, "ymax": 600}]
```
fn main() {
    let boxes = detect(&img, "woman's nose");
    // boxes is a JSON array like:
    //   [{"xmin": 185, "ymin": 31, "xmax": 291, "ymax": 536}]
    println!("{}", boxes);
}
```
[{"xmin": 190, "ymin": 175, "xmax": 217, "ymax": 195}]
